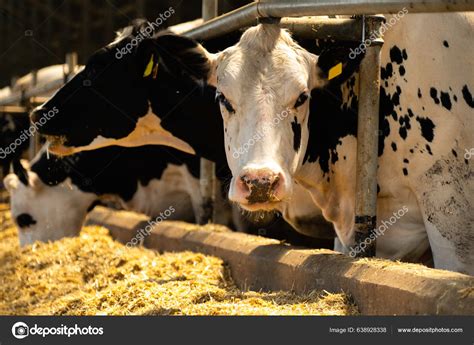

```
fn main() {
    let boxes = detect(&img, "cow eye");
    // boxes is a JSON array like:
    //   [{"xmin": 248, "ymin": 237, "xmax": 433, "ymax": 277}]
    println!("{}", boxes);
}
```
[
  {"xmin": 294, "ymin": 92, "xmax": 309, "ymax": 108},
  {"xmin": 216, "ymin": 92, "xmax": 235, "ymax": 114}
]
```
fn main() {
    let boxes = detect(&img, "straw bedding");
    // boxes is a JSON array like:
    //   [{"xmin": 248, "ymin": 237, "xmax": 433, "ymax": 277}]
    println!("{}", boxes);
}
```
[{"xmin": 0, "ymin": 203, "xmax": 358, "ymax": 315}]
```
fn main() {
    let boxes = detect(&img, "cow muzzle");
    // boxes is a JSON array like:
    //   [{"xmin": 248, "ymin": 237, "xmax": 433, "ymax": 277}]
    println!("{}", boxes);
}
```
[{"xmin": 231, "ymin": 166, "xmax": 288, "ymax": 210}]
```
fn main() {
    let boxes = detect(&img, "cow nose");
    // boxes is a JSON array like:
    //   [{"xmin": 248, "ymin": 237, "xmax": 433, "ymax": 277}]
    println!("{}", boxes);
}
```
[{"xmin": 235, "ymin": 168, "xmax": 285, "ymax": 204}]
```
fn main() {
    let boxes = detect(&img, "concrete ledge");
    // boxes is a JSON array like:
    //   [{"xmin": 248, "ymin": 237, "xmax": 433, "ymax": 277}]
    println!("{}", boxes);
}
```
[{"xmin": 87, "ymin": 207, "xmax": 474, "ymax": 315}]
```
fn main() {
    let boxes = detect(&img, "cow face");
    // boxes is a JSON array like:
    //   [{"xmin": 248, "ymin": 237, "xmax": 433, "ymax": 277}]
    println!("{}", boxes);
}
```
[
  {"xmin": 31, "ymin": 20, "xmax": 198, "ymax": 156},
  {"xmin": 3, "ymin": 161, "xmax": 96, "ymax": 246},
  {"xmin": 170, "ymin": 24, "xmax": 358, "ymax": 212}
]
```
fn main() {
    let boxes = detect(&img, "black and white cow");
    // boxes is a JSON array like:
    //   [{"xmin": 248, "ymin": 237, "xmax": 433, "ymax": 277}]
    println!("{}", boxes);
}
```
[
  {"xmin": 32, "ymin": 20, "xmax": 335, "ymax": 242},
  {"xmin": 171, "ymin": 13, "xmax": 473, "ymax": 274},
  {"xmin": 3, "ymin": 144, "xmax": 236, "ymax": 246}
]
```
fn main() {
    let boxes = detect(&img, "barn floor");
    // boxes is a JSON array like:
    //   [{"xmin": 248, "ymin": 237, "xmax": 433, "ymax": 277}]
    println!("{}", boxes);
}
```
[{"xmin": 0, "ymin": 203, "xmax": 358, "ymax": 315}]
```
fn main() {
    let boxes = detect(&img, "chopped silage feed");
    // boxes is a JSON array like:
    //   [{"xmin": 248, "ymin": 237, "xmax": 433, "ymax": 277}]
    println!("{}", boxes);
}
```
[{"xmin": 0, "ymin": 204, "xmax": 358, "ymax": 315}]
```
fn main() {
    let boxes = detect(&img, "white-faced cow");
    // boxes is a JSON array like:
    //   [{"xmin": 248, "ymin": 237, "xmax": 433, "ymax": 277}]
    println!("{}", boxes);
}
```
[
  {"xmin": 168, "ymin": 13, "xmax": 473, "ymax": 274},
  {"xmin": 3, "ymin": 144, "xmax": 237, "ymax": 246},
  {"xmin": 32, "ymin": 20, "xmax": 335, "ymax": 243}
]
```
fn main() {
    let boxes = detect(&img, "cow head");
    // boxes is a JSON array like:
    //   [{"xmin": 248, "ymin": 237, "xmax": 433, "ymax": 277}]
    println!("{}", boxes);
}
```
[
  {"xmin": 31, "ymin": 20, "xmax": 209, "ymax": 156},
  {"xmin": 3, "ymin": 159, "xmax": 97, "ymax": 246},
  {"xmin": 165, "ymin": 24, "xmax": 359, "ymax": 211}
]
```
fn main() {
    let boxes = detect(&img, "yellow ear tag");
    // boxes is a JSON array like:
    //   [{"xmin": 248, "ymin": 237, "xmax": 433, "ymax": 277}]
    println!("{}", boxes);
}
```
[
  {"xmin": 143, "ymin": 54, "xmax": 154, "ymax": 77},
  {"xmin": 328, "ymin": 62, "xmax": 343, "ymax": 81}
]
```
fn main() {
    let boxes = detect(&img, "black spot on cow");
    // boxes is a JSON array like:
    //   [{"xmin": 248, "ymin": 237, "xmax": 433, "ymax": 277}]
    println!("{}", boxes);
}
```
[
  {"xmin": 399, "ymin": 126, "xmax": 407, "ymax": 140},
  {"xmin": 418, "ymin": 88, "xmax": 422, "ymax": 98},
  {"xmin": 430, "ymin": 88, "xmax": 440, "ymax": 104},
  {"xmin": 399, "ymin": 65, "xmax": 406, "ymax": 76},
  {"xmin": 452, "ymin": 149, "xmax": 458, "ymax": 158},
  {"xmin": 398, "ymin": 114, "xmax": 411, "ymax": 140},
  {"xmin": 377, "ymin": 184, "xmax": 380, "ymax": 194},
  {"xmin": 440, "ymin": 91, "xmax": 452, "ymax": 110},
  {"xmin": 416, "ymin": 116, "xmax": 436, "ymax": 142},
  {"xmin": 425, "ymin": 144, "xmax": 433, "ymax": 155},
  {"xmin": 403, "ymin": 158, "xmax": 409, "ymax": 163},
  {"xmin": 402, "ymin": 168, "xmax": 408, "ymax": 176},
  {"xmin": 409, "ymin": 149, "xmax": 414, "ymax": 154},
  {"xmin": 291, "ymin": 116, "xmax": 302, "ymax": 152},
  {"xmin": 381, "ymin": 63, "xmax": 393, "ymax": 80},
  {"xmin": 462, "ymin": 85, "xmax": 474, "ymax": 108},
  {"xmin": 378, "ymin": 87, "xmax": 394, "ymax": 155},
  {"xmin": 343, "ymin": 156, "xmax": 346, "ymax": 160},
  {"xmin": 407, "ymin": 109, "xmax": 415, "ymax": 118},
  {"xmin": 402, "ymin": 49, "xmax": 408, "ymax": 60},
  {"xmin": 331, "ymin": 148, "xmax": 339, "ymax": 165},
  {"xmin": 304, "ymin": 78, "xmax": 358, "ymax": 173},
  {"xmin": 390, "ymin": 46, "xmax": 404, "ymax": 64},
  {"xmin": 16, "ymin": 213, "xmax": 37, "ymax": 228},
  {"xmin": 443, "ymin": 40, "xmax": 449, "ymax": 48},
  {"xmin": 391, "ymin": 142, "xmax": 397, "ymax": 152},
  {"xmin": 453, "ymin": 95, "xmax": 457, "ymax": 102}
]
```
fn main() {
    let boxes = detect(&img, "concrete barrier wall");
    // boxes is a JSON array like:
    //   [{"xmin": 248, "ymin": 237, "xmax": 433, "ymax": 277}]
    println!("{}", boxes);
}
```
[{"xmin": 87, "ymin": 207, "xmax": 474, "ymax": 315}]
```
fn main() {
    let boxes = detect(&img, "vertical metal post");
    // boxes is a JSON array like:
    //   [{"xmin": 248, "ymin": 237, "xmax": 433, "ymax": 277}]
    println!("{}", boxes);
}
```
[
  {"xmin": 198, "ymin": 0, "xmax": 219, "ymax": 224},
  {"xmin": 202, "ymin": 0, "xmax": 219, "ymax": 21},
  {"xmin": 28, "ymin": 70, "xmax": 39, "ymax": 160},
  {"xmin": 65, "ymin": 52, "xmax": 78, "ymax": 82},
  {"xmin": 354, "ymin": 16, "xmax": 384, "ymax": 257}
]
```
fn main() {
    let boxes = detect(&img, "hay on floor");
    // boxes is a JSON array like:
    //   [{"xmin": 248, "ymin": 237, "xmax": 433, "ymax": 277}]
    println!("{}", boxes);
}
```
[{"xmin": 0, "ymin": 204, "xmax": 358, "ymax": 315}]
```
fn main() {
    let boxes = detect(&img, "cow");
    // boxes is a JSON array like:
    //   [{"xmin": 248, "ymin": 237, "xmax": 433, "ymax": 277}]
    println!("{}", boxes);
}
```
[
  {"xmin": 3, "ymin": 144, "xmax": 237, "ymax": 246},
  {"xmin": 162, "ymin": 13, "xmax": 474, "ymax": 274},
  {"xmin": 31, "ymin": 20, "xmax": 335, "ymax": 243}
]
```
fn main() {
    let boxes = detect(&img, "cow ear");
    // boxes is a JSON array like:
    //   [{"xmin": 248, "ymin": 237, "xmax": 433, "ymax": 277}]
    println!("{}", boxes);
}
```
[
  {"xmin": 3, "ymin": 174, "xmax": 19, "ymax": 192},
  {"xmin": 12, "ymin": 159, "xmax": 29, "ymax": 186},
  {"xmin": 312, "ymin": 45, "xmax": 364, "ymax": 89},
  {"xmin": 147, "ymin": 33, "xmax": 217, "ymax": 85}
]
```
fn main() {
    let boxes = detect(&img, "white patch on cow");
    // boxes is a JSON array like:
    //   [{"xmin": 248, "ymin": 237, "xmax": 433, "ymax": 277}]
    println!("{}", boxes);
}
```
[
  {"xmin": 123, "ymin": 164, "xmax": 194, "ymax": 221},
  {"xmin": 49, "ymin": 105, "xmax": 196, "ymax": 156}
]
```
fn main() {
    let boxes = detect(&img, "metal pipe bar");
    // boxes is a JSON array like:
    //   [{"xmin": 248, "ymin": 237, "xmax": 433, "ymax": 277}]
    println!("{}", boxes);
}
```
[
  {"xmin": 279, "ymin": 17, "xmax": 364, "ymax": 40},
  {"xmin": 183, "ymin": 0, "xmax": 474, "ymax": 40},
  {"xmin": 258, "ymin": 0, "xmax": 474, "ymax": 17},
  {"xmin": 199, "ymin": 0, "xmax": 219, "ymax": 224},
  {"xmin": 0, "ymin": 105, "xmax": 27, "ymax": 113},
  {"xmin": 354, "ymin": 16, "xmax": 384, "ymax": 257}
]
